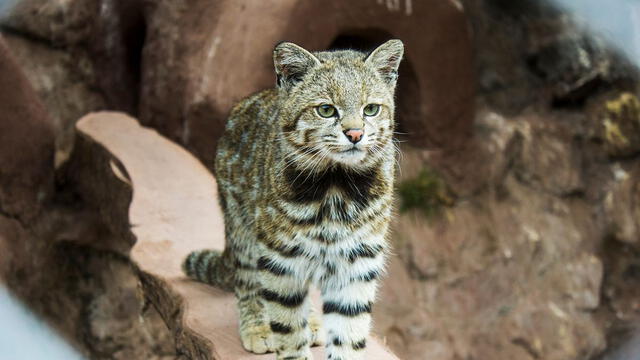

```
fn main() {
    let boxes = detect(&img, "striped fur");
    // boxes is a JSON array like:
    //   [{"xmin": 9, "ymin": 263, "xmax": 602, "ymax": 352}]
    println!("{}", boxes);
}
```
[{"xmin": 183, "ymin": 40, "xmax": 403, "ymax": 360}]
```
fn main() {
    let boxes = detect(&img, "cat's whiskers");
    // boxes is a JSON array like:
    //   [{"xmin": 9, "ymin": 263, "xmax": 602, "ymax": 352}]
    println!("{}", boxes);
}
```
[{"xmin": 276, "ymin": 143, "xmax": 323, "ymax": 178}]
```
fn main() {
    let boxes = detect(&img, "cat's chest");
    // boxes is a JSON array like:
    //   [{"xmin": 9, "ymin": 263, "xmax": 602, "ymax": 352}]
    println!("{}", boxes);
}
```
[
  {"xmin": 273, "ymin": 191, "xmax": 364, "ymax": 226},
  {"xmin": 282, "ymin": 163, "xmax": 389, "ymax": 210},
  {"xmin": 271, "ymin": 190, "xmax": 390, "ymax": 239}
]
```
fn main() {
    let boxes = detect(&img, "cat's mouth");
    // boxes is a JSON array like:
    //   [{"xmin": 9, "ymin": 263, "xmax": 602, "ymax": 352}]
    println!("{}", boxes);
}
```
[
  {"xmin": 330, "ymin": 144, "xmax": 367, "ymax": 165},
  {"xmin": 339, "ymin": 147, "xmax": 362, "ymax": 154}
]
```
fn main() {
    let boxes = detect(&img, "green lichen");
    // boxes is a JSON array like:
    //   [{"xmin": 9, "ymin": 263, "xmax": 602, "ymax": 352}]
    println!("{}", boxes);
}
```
[
  {"xmin": 605, "ymin": 92, "xmax": 640, "ymax": 116},
  {"xmin": 602, "ymin": 92, "xmax": 640, "ymax": 155},
  {"xmin": 397, "ymin": 167, "xmax": 454, "ymax": 218}
]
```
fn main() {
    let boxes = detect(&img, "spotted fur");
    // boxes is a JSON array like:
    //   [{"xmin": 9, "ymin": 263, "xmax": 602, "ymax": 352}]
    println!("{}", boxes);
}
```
[{"xmin": 183, "ymin": 40, "xmax": 403, "ymax": 360}]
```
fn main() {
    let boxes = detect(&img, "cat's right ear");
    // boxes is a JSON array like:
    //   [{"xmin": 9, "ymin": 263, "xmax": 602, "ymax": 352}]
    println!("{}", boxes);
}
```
[{"xmin": 273, "ymin": 42, "xmax": 320, "ymax": 91}]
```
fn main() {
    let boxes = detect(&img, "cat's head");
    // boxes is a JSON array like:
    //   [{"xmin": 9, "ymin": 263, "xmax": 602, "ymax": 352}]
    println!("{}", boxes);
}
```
[{"xmin": 274, "ymin": 40, "xmax": 403, "ymax": 170}]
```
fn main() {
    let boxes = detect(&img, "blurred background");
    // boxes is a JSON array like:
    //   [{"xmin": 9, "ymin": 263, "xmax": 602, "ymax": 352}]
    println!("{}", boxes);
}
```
[{"xmin": 1, "ymin": 0, "xmax": 640, "ymax": 359}]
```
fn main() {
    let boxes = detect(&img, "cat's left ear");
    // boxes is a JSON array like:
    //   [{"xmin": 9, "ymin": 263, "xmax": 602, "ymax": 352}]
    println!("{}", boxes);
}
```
[
  {"xmin": 365, "ymin": 39, "xmax": 404, "ymax": 87},
  {"xmin": 273, "ymin": 42, "xmax": 321, "ymax": 91}
]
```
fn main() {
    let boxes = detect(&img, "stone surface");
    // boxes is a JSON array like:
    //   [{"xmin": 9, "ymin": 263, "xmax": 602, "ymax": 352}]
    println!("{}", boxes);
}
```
[
  {"xmin": 604, "ymin": 163, "xmax": 640, "ymax": 246},
  {"xmin": 374, "ymin": 104, "xmax": 631, "ymax": 360},
  {"xmin": 1, "ymin": 0, "xmax": 98, "ymax": 45},
  {"xmin": 1, "ymin": 0, "xmax": 144, "ymax": 165},
  {"xmin": 461, "ymin": 0, "xmax": 626, "ymax": 113},
  {"xmin": 2, "ymin": 34, "xmax": 106, "ymax": 167},
  {"xmin": 511, "ymin": 114, "xmax": 584, "ymax": 196},
  {"xmin": 0, "ymin": 35, "xmax": 54, "ymax": 223},
  {"xmin": 0, "ymin": 36, "xmax": 174, "ymax": 360}
]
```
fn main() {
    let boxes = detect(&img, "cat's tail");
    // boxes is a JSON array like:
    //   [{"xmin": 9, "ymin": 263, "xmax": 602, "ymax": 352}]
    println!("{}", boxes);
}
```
[{"xmin": 182, "ymin": 249, "xmax": 235, "ymax": 292}]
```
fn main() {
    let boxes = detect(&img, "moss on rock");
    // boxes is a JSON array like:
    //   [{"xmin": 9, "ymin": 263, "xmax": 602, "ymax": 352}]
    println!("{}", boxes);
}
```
[{"xmin": 397, "ymin": 167, "xmax": 454, "ymax": 218}]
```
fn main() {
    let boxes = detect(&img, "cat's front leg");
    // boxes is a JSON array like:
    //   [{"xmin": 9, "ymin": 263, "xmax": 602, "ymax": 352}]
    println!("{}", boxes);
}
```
[
  {"xmin": 258, "ymin": 256, "xmax": 313, "ymax": 360},
  {"xmin": 319, "ymin": 252, "xmax": 384, "ymax": 360}
]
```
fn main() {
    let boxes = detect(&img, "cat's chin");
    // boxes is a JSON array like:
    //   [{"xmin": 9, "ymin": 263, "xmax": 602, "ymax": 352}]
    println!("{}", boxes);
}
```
[{"xmin": 330, "ymin": 148, "xmax": 367, "ymax": 166}]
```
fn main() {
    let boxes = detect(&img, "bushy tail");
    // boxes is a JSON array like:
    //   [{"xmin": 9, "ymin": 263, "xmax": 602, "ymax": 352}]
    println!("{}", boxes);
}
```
[{"xmin": 182, "ymin": 249, "xmax": 235, "ymax": 291}]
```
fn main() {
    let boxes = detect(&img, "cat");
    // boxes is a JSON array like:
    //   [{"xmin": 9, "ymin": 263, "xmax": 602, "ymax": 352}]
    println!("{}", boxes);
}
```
[{"xmin": 183, "ymin": 39, "xmax": 403, "ymax": 360}]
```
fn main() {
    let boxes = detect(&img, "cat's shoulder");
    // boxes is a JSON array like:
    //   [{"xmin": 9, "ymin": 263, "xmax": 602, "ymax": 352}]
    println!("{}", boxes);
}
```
[{"xmin": 229, "ymin": 89, "xmax": 278, "ymax": 118}]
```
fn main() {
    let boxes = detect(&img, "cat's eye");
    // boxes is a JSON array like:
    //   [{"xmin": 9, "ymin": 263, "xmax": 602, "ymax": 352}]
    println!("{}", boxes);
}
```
[
  {"xmin": 316, "ymin": 104, "xmax": 337, "ymax": 118},
  {"xmin": 363, "ymin": 104, "xmax": 380, "ymax": 117}
]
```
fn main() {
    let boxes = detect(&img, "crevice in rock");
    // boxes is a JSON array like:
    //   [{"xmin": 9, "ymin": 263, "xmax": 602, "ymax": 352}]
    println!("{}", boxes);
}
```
[
  {"xmin": 0, "ymin": 207, "xmax": 27, "ymax": 228},
  {"xmin": 0, "ymin": 24, "xmax": 62, "ymax": 49}
]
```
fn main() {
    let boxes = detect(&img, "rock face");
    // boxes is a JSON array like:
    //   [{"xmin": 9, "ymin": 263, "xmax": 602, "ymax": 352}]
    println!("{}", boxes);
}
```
[
  {"xmin": 0, "ymin": 34, "xmax": 174, "ymax": 360},
  {"xmin": 0, "ymin": 36, "xmax": 54, "ymax": 223},
  {"xmin": 139, "ymin": 0, "xmax": 474, "ymax": 167},
  {"xmin": 2, "ymin": 34, "xmax": 107, "ymax": 166},
  {"xmin": 378, "ymin": 111, "xmax": 610, "ymax": 360},
  {"xmin": 1, "ymin": 0, "xmax": 144, "ymax": 165},
  {"xmin": 2, "ymin": 0, "xmax": 474, "ymax": 166},
  {"xmin": 373, "ymin": 2, "xmax": 640, "ymax": 359},
  {"xmin": 604, "ymin": 162, "xmax": 640, "ymax": 247},
  {"xmin": 2, "ymin": 0, "xmax": 640, "ymax": 360}
]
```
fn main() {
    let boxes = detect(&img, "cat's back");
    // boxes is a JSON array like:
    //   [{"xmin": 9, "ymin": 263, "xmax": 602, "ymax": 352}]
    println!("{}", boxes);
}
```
[{"xmin": 215, "ymin": 89, "xmax": 279, "ymax": 185}]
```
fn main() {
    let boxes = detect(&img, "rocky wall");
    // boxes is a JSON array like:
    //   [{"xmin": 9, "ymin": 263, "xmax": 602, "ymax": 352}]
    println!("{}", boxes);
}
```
[
  {"xmin": 0, "ymin": 34, "xmax": 176, "ymax": 360},
  {"xmin": 376, "ymin": 2, "xmax": 640, "ymax": 359}
]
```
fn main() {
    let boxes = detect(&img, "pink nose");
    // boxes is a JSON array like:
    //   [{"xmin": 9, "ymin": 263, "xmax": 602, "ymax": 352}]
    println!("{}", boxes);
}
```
[{"xmin": 344, "ymin": 128, "xmax": 364, "ymax": 144}]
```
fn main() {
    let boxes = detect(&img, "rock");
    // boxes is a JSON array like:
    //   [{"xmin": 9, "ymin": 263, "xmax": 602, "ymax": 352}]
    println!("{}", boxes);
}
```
[
  {"xmin": 553, "ymin": 254, "xmax": 604, "ymax": 311},
  {"xmin": 2, "ymin": 34, "xmax": 106, "ymax": 167},
  {"xmin": 527, "ymin": 34, "xmax": 610, "ymax": 104},
  {"xmin": 604, "ymin": 163, "xmax": 640, "ymax": 246},
  {"xmin": 139, "ymin": 0, "xmax": 475, "ymax": 168},
  {"xmin": 1, "ymin": 0, "xmax": 145, "ymax": 166},
  {"xmin": 379, "ymin": 143, "xmax": 608, "ymax": 360},
  {"xmin": 461, "ymin": 0, "xmax": 621, "ymax": 113},
  {"xmin": 0, "ymin": 0, "xmax": 98, "ymax": 45},
  {"xmin": 460, "ymin": 111, "xmax": 585, "ymax": 197},
  {"xmin": 596, "ymin": 92, "xmax": 640, "ymax": 158},
  {"xmin": 512, "ymin": 115, "xmax": 584, "ymax": 196},
  {"xmin": 0, "ymin": 35, "xmax": 54, "ymax": 222},
  {"xmin": 471, "ymin": 110, "xmax": 519, "ymax": 192},
  {"xmin": 0, "ymin": 37, "xmax": 175, "ymax": 360}
]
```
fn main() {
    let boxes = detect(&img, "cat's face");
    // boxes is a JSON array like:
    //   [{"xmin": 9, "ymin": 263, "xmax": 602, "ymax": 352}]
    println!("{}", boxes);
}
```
[{"xmin": 275, "ymin": 40, "xmax": 403, "ymax": 171}]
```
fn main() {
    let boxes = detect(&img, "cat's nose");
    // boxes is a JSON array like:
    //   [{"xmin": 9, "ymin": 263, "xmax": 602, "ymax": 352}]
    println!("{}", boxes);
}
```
[{"xmin": 343, "ymin": 128, "xmax": 364, "ymax": 144}]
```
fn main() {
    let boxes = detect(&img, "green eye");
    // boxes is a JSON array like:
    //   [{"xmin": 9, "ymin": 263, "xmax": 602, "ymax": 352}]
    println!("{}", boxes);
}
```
[
  {"xmin": 316, "ymin": 104, "xmax": 337, "ymax": 118},
  {"xmin": 363, "ymin": 104, "xmax": 380, "ymax": 117}
]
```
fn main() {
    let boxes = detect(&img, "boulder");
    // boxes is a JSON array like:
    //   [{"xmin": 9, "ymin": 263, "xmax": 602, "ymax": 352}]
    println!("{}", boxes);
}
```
[
  {"xmin": 0, "ymin": 33, "xmax": 175, "ymax": 360},
  {"xmin": 2, "ymin": 34, "xmax": 106, "ymax": 166},
  {"xmin": 604, "ymin": 163, "xmax": 640, "ymax": 246},
  {"xmin": 0, "ymin": 35, "xmax": 54, "ymax": 222},
  {"xmin": 512, "ymin": 115, "xmax": 584, "ymax": 196},
  {"xmin": 1, "ymin": 0, "xmax": 98, "ymax": 45},
  {"xmin": 1, "ymin": 0, "xmax": 145, "ymax": 165}
]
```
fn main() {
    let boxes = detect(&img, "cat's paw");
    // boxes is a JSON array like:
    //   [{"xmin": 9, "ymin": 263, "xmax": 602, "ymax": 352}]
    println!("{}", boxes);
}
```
[
  {"xmin": 240, "ymin": 324, "xmax": 274, "ymax": 354},
  {"xmin": 309, "ymin": 311, "xmax": 325, "ymax": 346}
]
